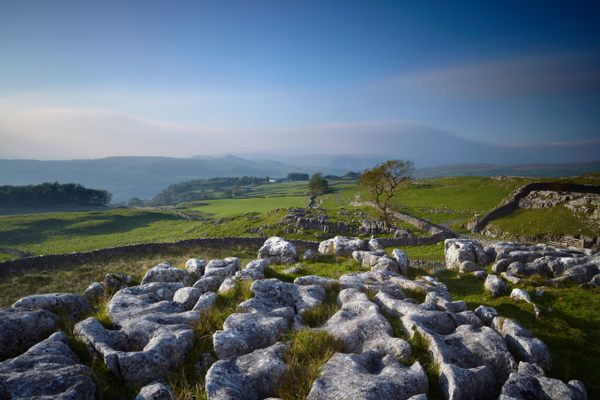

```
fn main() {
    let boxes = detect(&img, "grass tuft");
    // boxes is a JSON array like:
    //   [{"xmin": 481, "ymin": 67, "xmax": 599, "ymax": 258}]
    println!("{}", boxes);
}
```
[
  {"xmin": 301, "ymin": 284, "xmax": 340, "ymax": 328},
  {"xmin": 274, "ymin": 330, "xmax": 345, "ymax": 400}
]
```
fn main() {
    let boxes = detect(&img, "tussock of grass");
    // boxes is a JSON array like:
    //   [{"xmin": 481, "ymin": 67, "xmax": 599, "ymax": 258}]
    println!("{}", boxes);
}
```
[
  {"xmin": 406, "ymin": 330, "xmax": 443, "ymax": 400},
  {"xmin": 301, "ymin": 284, "xmax": 340, "ymax": 328},
  {"xmin": 274, "ymin": 330, "xmax": 345, "ymax": 400},
  {"xmin": 401, "ymin": 286, "xmax": 427, "ymax": 303},
  {"xmin": 169, "ymin": 280, "xmax": 254, "ymax": 400}
]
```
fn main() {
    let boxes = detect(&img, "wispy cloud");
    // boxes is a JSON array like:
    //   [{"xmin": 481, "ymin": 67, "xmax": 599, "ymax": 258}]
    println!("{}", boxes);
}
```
[{"xmin": 376, "ymin": 52, "xmax": 600, "ymax": 99}]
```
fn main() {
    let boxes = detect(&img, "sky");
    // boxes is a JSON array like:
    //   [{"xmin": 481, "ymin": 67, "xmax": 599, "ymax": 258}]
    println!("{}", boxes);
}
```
[{"xmin": 1, "ymin": 0, "xmax": 599, "ymax": 162}]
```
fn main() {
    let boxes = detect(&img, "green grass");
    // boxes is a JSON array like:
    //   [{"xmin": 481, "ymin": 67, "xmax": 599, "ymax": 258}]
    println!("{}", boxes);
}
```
[
  {"xmin": 274, "ymin": 330, "xmax": 345, "ymax": 400},
  {"xmin": 388, "ymin": 176, "xmax": 529, "ymax": 230},
  {"xmin": 184, "ymin": 196, "xmax": 307, "ymax": 218},
  {"xmin": 487, "ymin": 206, "xmax": 599, "ymax": 239},
  {"xmin": 301, "ymin": 284, "xmax": 341, "ymax": 328},
  {"xmin": 0, "ymin": 208, "xmax": 204, "ymax": 255},
  {"xmin": 0, "ymin": 252, "xmax": 17, "ymax": 262},
  {"xmin": 0, "ymin": 246, "xmax": 256, "ymax": 307},
  {"xmin": 266, "ymin": 256, "xmax": 367, "ymax": 280},
  {"xmin": 389, "ymin": 242, "xmax": 446, "ymax": 263}
]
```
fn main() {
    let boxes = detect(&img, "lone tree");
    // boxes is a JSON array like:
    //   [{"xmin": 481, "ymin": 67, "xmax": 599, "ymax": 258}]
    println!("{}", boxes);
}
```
[
  {"xmin": 308, "ymin": 173, "xmax": 330, "ymax": 196},
  {"xmin": 359, "ymin": 160, "xmax": 413, "ymax": 228}
]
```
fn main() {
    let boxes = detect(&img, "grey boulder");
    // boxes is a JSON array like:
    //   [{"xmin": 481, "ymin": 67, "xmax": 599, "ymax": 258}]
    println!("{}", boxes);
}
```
[
  {"xmin": 0, "ymin": 307, "xmax": 58, "ymax": 358},
  {"xmin": 257, "ymin": 236, "xmax": 298, "ymax": 264},
  {"xmin": 141, "ymin": 263, "xmax": 191, "ymax": 285},
  {"xmin": 205, "ymin": 342, "xmax": 288, "ymax": 400},
  {"xmin": 12, "ymin": 293, "xmax": 92, "ymax": 320},
  {"xmin": 307, "ymin": 351, "xmax": 428, "ymax": 400},
  {"xmin": 0, "ymin": 332, "xmax": 95, "ymax": 400}
]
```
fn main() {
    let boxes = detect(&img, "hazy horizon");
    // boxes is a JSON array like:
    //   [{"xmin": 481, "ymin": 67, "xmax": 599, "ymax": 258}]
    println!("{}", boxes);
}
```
[{"xmin": 1, "ymin": 1, "xmax": 599, "ymax": 161}]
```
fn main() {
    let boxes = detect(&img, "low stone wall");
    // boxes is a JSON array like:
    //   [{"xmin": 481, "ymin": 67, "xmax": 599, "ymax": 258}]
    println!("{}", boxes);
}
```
[
  {"xmin": 0, "ymin": 233, "xmax": 451, "ymax": 277},
  {"xmin": 391, "ymin": 211, "xmax": 456, "ymax": 239},
  {"xmin": 471, "ymin": 182, "xmax": 600, "ymax": 234},
  {"xmin": 0, "ymin": 237, "xmax": 319, "ymax": 277}
]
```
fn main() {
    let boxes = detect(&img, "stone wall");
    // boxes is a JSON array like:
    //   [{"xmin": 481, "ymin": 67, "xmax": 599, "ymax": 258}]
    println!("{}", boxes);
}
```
[
  {"xmin": 0, "ymin": 237, "xmax": 319, "ymax": 277},
  {"xmin": 470, "ymin": 182, "xmax": 600, "ymax": 234},
  {"xmin": 0, "ymin": 234, "xmax": 450, "ymax": 277}
]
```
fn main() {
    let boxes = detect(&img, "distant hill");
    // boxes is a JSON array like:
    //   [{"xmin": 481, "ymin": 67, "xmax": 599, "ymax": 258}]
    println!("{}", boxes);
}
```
[
  {"xmin": 415, "ymin": 161, "xmax": 600, "ymax": 178},
  {"xmin": 0, "ymin": 156, "xmax": 311, "ymax": 203},
  {"xmin": 1, "ymin": 155, "xmax": 598, "ymax": 203}
]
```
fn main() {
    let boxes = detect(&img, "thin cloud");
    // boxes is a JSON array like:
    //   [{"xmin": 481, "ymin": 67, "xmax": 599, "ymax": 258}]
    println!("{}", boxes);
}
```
[{"xmin": 377, "ymin": 52, "xmax": 600, "ymax": 99}]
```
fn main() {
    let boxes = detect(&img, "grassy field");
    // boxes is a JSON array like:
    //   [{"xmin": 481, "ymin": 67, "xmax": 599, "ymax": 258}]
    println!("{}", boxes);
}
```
[
  {"xmin": 487, "ymin": 206, "xmax": 598, "ymax": 239},
  {"xmin": 0, "ymin": 176, "xmax": 598, "ymax": 257}
]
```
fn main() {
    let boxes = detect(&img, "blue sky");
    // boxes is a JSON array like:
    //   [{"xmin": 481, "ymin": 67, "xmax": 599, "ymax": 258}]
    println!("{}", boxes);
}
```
[{"xmin": 1, "ymin": 0, "xmax": 599, "ymax": 160}]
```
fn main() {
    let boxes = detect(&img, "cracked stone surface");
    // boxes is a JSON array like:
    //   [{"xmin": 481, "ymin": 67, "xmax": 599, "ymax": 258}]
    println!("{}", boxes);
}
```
[
  {"xmin": 319, "ymin": 235, "xmax": 368, "ymax": 256},
  {"xmin": 205, "ymin": 342, "xmax": 288, "ymax": 400},
  {"xmin": 321, "ymin": 288, "xmax": 411, "ymax": 360},
  {"xmin": 0, "ymin": 332, "xmax": 95, "ymax": 400},
  {"xmin": 0, "ymin": 307, "xmax": 58, "ymax": 358},
  {"xmin": 257, "ymin": 236, "xmax": 298, "ymax": 264},
  {"xmin": 307, "ymin": 351, "xmax": 428, "ymax": 400},
  {"xmin": 12, "ymin": 293, "xmax": 92, "ymax": 320},
  {"xmin": 213, "ymin": 278, "xmax": 325, "ymax": 359}
]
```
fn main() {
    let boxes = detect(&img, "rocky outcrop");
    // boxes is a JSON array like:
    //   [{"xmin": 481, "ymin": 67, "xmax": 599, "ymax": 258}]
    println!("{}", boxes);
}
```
[
  {"xmin": 0, "ymin": 307, "xmax": 58, "ymax": 358},
  {"xmin": 75, "ymin": 281, "xmax": 198, "ymax": 386},
  {"xmin": 485, "ymin": 274, "xmax": 507, "ymax": 297},
  {"xmin": 141, "ymin": 262, "xmax": 192, "ymax": 285},
  {"xmin": 499, "ymin": 362, "xmax": 587, "ymax": 400},
  {"xmin": 445, "ymin": 239, "xmax": 600, "ymax": 287},
  {"xmin": 0, "ymin": 332, "xmax": 95, "ymax": 399},
  {"xmin": 213, "ymin": 279, "xmax": 325, "ymax": 359},
  {"xmin": 12, "ymin": 293, "xmax": 92, "ymax": 320},
  {"xmin": 205, "ymin": 342, "xmax": 288, "ymax": 400},
  {"xmin": 319, "ymin": 236, "xmax": 368, "ymax": 256},
  {"xmin": 492, "ymin": 317, "xmax": 551, "ymax": 372},
  {"xmin": 258, "ymin": 236, "xmax": 298, "ymax": 264},
  {"xmin": 307, "ymin": 351, "xmax": 428, "ymax": 400},
  {"xmin": 135, "ymin": 381, "xmax": 175, "ymax": 400},
  {"xmin": 321, "ymin": 288, "xmax": 411, "ymax": 360}
]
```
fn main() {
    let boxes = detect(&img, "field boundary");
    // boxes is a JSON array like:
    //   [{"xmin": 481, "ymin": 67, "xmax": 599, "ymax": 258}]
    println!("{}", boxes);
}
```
[
  {"xmin": 470, "ymin": 182, "xmax": 600, "ymax": 234},
  {"xmin": 0, "ymin": 235, "xmax": 448, "ymax": 277}
]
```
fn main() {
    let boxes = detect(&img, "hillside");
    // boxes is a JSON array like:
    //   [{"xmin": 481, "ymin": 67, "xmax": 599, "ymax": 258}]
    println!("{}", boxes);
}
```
[{"xmin": 2, "ymin": 156, "xmax": 599, "ymax": 203}]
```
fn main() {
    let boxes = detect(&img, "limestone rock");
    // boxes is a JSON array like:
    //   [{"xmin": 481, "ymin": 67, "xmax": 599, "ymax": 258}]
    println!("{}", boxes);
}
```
[
  {"xmin": 135, "ymin": 381, "xmax": 175, "ymax": 400},
  {"xmin": 205, "ymin": 342, "xmax": 288, "ymax": 400},
  {"xmin": 445, "ymin": 238, "xmax": 490, "ymax": 270},
  {"xmin": 173, "ymin": 287, "xmax": 201, "ymax": 310},
  {"xmin": 213, "ymin": 279, "xmax": 325, "ymax": 359},
  {"xmin": 322, "ymin": 288, "xmax": 411, "ymax": 360},
  {"xmin": 104, "ymin": 272, "xmax": 133, "ymax": 291},
  {"xmin": 484, "ymin": 275, "xmax": 507, "ymax": 297},
  {"xmin": 319, "ymin": 236, "xmax": 368, "ymax": 256},
  {"xmin": 510, "ymin": 288, "xmax": 531, "ymax": 303},
  {"xmin": 0, "ymin": 307, "xmax": 58, "ymax": 358},
  {"xmin": 218, "ymin": 277, "xmax": 238, "ymax": 293},
  {"xmin": 460, "ymin": 260, "xmax": 483, "ymax": 273},
  {"xmin": 499, "ymin": 362, "xmax": 587, "ymax": 400},
  {"xmin": 0, "ymin": 332, "xmax": 95, "ymax": 400},
  {"xmin": 258, "ymin": 236, "xmax": 298, "ymax": 264},
  {"xmin": 492, "ymin": 317, "xmax": 551, "ymax": 371},
  {"xmin": 392, "ymin": 249, "xmax": 410, "ymax": 274},
  {"xmin": 368, "ymin": 238, "xmax": 385, "ymax": 251},
  {"xmin": 82, "ymin": 281, "xmax": 105, "ymax": 301},
  {"xmin": 235, "ymin": 259, "xmax": 270, "ymax": 281},
  {"xmin": 13, "ymin": 293, "xmax": 92, "ymax": 320},
  {"xmin": 194, "ymin": 276, "xmax": 226, "ymax": 294},
  {"xmin": 474, "ymin": 305, "xmax": 498, "ymax": 325},
  {"xmin": 204, "ymin": 257, "xmax": 241, "ymax": 279},
  {"xmin": 307, "ymin": 351, "xmax": 428, "ymax": 400},
  {"xmin": 193, "ymin": 292, "xmax": 217, "ymax": 312},
  {"xmin": 141, "ymin": 263, "xmax": 191, "ymax": 285},
  {"xmin": 294, "ymin": 275, "xmax": 338, "ymax": 289},
  {"xmin": 185, "ymin": 258, "xmax": 206, "ymax": 280}
]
